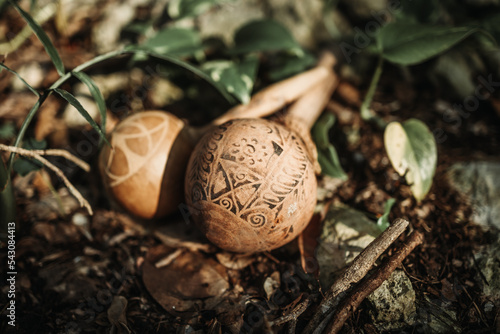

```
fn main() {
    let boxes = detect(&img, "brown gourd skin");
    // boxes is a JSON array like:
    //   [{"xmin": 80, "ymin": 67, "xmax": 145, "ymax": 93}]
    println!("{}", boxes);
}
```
[
  {"xmin": 185, "ymin": 118, "xmax": 317, "ymax": 253},
  {"xmin": 99, "ymin": 111, "xmax": 193, "ymax": 219}
]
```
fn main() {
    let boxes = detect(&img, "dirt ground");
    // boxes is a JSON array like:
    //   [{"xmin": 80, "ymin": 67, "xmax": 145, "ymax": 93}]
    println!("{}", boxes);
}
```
[{"xmin": 1, "ymin": 1, "xmax": 500, "ymax": 333}]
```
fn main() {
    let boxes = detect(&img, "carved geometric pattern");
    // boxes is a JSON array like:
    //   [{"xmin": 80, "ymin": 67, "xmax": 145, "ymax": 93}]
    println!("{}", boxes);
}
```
[{"xmin": 186, "ymin": 118, "xmax": 312, "ymax": 231}]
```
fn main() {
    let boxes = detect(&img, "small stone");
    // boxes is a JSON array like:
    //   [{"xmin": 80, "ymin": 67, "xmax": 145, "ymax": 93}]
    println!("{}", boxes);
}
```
[
  {"xmin": 367, "ymin": 270, "xmax": 416, "ymax": 331},
  {"xmin": 316, "ymin": 205, "xmax": 381, "ymax": 289},
  {"xmin": 447, "ymin": 161, "xmax": 500, "ymax": 230}
]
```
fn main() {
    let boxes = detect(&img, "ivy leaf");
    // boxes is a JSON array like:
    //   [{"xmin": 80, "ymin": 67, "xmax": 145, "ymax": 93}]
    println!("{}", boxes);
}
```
[
  {"xmin": 9, "ymin": 0, "xmax": 65, "ymax": 75},
  {"xmin": 232, "ymin": 19, "xmax": 302, "ymax": 55},
  {"xmin": 384, "ymin": 119, "xmax": 437, "ymax": 201},
  {"xmin": 53, "ymin": 88, "xmax": 109, "ymax": 145},
  {"xmin": 376, "ymin": 22, "xmax": 488, "ymax": 66},
  {"xmin": 142, "ymin": 27, "xmax": 203, "ymax": 57},
  {"xmin": 376, "ymin": 198, "xmax": 396, "ymax": 231},
  {"xmin": 202, "ymin": 56, "xmax": 258, "ymax": 104},
  {"xmin": 312, "ymin": 113, "xmax": 348, "ymax": 180}
]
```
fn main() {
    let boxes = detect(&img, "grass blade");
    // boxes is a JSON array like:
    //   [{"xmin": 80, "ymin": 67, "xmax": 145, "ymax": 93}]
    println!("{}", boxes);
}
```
[
  {"xmin": 9, "ymin": 0, "xmax": 65, "ymax": 76},
  {"xmin": 53, "ymin": 88, "xmax": 109, "ymax": 145},
  {"xmin": 0, "ymin": 63, "xmax": 39, "ymax": 96},
  {"xmin": 73, "ymin": 71, "xmax": 107, "ymax": 145},
  {"xmin": 8, "ymin": 98, "xmax": 43, "ymax": 172}
]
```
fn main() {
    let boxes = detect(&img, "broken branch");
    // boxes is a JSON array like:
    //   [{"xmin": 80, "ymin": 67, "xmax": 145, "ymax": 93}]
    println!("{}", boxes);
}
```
[
  {"xmin": 325, "ymin": 230, "xmax": 424, "ymax": 333},
  {"xmin": 0, "ymin": 144, "xmax": 93, "ymax": 215},
  {"xmin": 303, "ymin": 218, "xmax": 409, "ymax": 334}
]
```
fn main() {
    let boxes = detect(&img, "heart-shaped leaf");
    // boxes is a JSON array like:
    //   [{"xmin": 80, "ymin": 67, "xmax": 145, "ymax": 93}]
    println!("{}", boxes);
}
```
[
  {"xmin": 376, "ymin": 22, "xmax": 487, "ymax": 66},
  {"xmin": 384, "ymin": 119, "xmax": 437, "ymax": 201},
  {"xmin": 232, "ymin": 19, "xmax": 302, "ymax": 55},
  {"xmin": 202, "ymin": 56, "xmax": 258, "ymax": 104}
]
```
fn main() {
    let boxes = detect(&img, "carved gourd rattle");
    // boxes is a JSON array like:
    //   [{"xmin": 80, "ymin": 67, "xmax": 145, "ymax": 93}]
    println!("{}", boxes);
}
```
[
  {"xmin": 99, "ymin": 63, "xmax": 332, "ymax": 219},
  {"xmin": 184, "ymin": 52, "xmax": 338, "ymax": 253}
]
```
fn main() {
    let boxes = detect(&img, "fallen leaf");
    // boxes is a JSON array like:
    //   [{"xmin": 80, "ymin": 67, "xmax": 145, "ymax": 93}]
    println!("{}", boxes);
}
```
[{"xmin": 142, "ymin": 245, "xmax": 229, "ymax": 316}]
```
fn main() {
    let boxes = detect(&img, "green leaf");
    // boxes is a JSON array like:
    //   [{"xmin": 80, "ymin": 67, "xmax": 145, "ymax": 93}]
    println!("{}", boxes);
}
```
[
  {"xmin": 142, "ymin": 27, "xmax": 203, "ymax": 57},
  {"xmin": 376, "ymin": 198, "xmax": 396, "ymax": 231},
  {"xmin": 73, "ymin": 71, "xmax": 107, "ymax": 145},
  {"xmin": 12, "ymin": 138, "xmax": 46, "ymax": 176},
  {"xmin": 9, "ymin": 0, "xmax": 65, "ymax": 75},
  {"xmin": 232, "ymin": 19, "xmax": 302, "ymax": 55},
  {"xmin": 203, "ymin": 56, "xmax": 258, "ymax": 104},
  {"xmin": 268, "ymin": 52, "xmax": 316, "ymax": 81},
  {"xmin": 384, "ymin": 119, "xmax": 437, "ymax": 201},
  {"xmin": 168, "ymin": 0, "xmax": 233, "ymax": 19},
  {"xmin": 376, "ymin": 22, "xmax": 486, "ymax": 66},
  {"xmin": 0, "ymin": 63, "xmax": 39, "ymax": 96},
  {"xmin": 312, "ymin": 113, "xmax": 348, "ymax": 180},
  {"xmin": 53, "ymin": 88, "xmax": 109, "ymax": 145}
]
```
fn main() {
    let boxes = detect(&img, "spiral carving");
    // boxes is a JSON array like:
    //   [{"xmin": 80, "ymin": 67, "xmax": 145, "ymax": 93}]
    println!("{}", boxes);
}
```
[{"xmin": 185, "ymin": 118, "xmax": 318, "ymax": 252}]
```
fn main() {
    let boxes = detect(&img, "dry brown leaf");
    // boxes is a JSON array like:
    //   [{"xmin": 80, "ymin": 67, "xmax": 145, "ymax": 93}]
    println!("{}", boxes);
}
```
[{"xmin": 142, "ymin": 245, "xmax": 229, "ymax": 316}]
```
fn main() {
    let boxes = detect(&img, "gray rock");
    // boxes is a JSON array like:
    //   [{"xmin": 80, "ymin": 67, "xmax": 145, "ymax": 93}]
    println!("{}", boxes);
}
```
[
  {"xmin": 316, "ymin": 205, "xmax": 381, "ymax": 289},
  {"xmin": 414, "ymin": 296, "xmax": 461, "ymax": 333},
  {"xmin": 475, "ymin": 235, "xmax": 500, "ymax": 303},
  {"xmin": 447, "ymin": 161, "xmax": 500, "ymax": 230},
  {"xmin": 367, "ymin": 269, "xmax": 416, "ymax": 331}
]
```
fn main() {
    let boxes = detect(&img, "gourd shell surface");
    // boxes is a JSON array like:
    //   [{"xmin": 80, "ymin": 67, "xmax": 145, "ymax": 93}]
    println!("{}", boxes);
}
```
[
  {"xmin": 99, "ymin": 111, "xmax": 189, "ymax": 219},
  {"xmin": 185, "ymin": 118, "xmax": 317, "ymax": 253}
]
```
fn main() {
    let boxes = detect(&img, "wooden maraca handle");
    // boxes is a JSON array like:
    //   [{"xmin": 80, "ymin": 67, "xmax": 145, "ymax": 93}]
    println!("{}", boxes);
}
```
[
  {"xmin": 286, "ymin": 51, "xmax": 338, "ymax": 130},
  {"xmin": 210, "ymin": 58, "xmax": 334, "ymax": 126}
]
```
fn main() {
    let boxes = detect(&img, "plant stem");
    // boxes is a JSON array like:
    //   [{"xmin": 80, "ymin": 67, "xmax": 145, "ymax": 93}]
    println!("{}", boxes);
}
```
[{"xmin": 360, "ymin": 56, "xmax": 384, "ymax": 124}]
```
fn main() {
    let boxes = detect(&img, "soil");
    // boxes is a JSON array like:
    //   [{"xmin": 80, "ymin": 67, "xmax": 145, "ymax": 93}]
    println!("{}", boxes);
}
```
[{"xmin": 1, "ymin": 3, "xmax": 500, "ymax": 334}]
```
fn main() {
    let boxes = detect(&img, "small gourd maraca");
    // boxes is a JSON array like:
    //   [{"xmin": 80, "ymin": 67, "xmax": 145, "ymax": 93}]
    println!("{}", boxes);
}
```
[
  {"xmin": 184, "ymin": 52, "xmax": 338, "ymax": 252},
  {"xmin": 99, "ymin": 64, "xmax": 332, "ymax": 219}
]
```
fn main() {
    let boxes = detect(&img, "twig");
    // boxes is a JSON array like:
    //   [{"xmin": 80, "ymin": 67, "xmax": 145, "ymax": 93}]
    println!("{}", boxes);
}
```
[
  {"xmin": 0, "ymin": 144, "xmax": 90, "ymax": 171},
  {"xmin": 155, "ymin": 249, "xmax": 184, "ymax": 268},
  {"xmin": 0, "ymin": 144, "xmax": 93, "ymax": 215},
  {"xmin": 271, "ymin": 295, "xmax": 313, "ymax": 327},
  {"xmin": 302, "ymin": 218, "xmax": 409, "ymax": 334},
  {"xmin": 325, "ymin": 230, "xmax": 424, "ymax": 334}
]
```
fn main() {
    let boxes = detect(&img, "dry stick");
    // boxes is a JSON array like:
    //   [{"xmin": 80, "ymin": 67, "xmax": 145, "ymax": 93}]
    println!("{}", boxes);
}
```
[
  {"xmin": 302, "ymin": 218, "xmax": 409, "ymax": 334},
  {"xmin": 0, "ymin": 144, "xmax": 90, "ymax": 171},
  {"xmin": 271, "ymin": 295, "xmax": 314, "ymax": 327},
  {"xmin": 0, "ymin": 144, "xmax": 93, "ymax": 215},
  {"xmin": 325, "ymin": 230, "xmax": 425, "ymax": 334}
]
